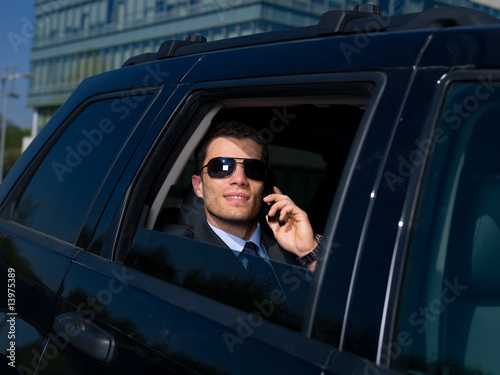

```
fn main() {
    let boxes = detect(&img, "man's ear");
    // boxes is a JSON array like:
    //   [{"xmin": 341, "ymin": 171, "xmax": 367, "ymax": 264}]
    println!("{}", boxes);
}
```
[{"xmin": 192, "ymin": 175, "xmax": 203, "ymax": 198}]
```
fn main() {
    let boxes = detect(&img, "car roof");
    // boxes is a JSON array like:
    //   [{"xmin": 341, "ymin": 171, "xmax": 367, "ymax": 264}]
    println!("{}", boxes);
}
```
[{"xmin": 122, "ymin": 5, "xmax": 500, "ymax": 67}]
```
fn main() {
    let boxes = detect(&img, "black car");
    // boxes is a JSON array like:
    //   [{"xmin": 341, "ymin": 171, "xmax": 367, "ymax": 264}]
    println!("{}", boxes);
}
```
[{"xmin": 2, "ymin": 4, "xmax": 500, "ymax": 374}]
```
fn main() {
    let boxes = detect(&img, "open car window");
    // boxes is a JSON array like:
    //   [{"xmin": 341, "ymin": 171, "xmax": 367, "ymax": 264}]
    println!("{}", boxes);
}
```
[
  {"xmin": 123, "ymin": 85, "xmax": 372, "ymax": 331},
  {"xmin": 146, "ymin": 97, "xmax": 366, "ymax": 236}
]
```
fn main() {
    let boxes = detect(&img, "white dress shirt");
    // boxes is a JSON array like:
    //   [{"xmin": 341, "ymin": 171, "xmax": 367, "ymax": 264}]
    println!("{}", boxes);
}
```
[{"xmin": 207, "ymin": 221, "xmax": 269, "ymax": 259}]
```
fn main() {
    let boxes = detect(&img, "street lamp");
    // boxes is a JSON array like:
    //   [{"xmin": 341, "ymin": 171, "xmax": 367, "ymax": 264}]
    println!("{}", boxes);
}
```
[{"xmin": 0, "ymin": 66, "xmax": 34, "ymax": 184}]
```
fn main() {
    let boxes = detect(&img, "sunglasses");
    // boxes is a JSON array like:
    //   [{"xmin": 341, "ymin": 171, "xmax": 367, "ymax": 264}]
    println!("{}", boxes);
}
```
[{"xmin": 199, "ymin": 157, "xmax": 267, "ymax": 181}]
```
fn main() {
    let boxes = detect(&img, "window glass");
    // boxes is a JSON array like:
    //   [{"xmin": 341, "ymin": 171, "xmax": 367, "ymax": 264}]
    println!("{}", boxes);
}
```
[
  {"xmin": 5, "ymin": 93, "xmax": 155, "ymax": 243},
  {"xmin": 128, "ymin": 229, "xmax": 312, "ymax": 330},
  {"xmin": 393, "ymin": 80, "xmax": 500, "ymax": 374}
]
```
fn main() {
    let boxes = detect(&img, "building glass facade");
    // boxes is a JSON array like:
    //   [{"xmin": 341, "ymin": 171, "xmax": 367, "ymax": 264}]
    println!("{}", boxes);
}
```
[{"xmin": 28, "ymin": 0, "xmax": 500, "ymax": 130}]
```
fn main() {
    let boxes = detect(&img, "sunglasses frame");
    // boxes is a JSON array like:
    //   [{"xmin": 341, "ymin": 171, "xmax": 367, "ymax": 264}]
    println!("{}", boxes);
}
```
[{"xmin": 199, "ymin": 157, "xmax": 268, "ymax": 181}]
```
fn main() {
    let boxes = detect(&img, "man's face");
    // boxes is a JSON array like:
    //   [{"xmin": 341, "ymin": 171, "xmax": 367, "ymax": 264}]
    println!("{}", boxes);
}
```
[{"xmin": 192, "ymin": 136, "xmax": 265, "ymax": 229}]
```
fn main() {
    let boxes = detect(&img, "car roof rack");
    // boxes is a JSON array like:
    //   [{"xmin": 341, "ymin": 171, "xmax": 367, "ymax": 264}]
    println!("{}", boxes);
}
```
[
  {"xmin": 122, "ymin": 5, "xmax": 500, "ymax": 67},
  {"xmin": 325, "ymin": 5, "xmax": 500, "ymax": 35}
]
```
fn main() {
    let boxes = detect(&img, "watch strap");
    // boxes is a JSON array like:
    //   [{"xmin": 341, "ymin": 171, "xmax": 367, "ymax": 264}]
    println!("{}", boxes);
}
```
[{"xmin": 296, "ymin": 234, "xmax": 323, "ymax": 267}]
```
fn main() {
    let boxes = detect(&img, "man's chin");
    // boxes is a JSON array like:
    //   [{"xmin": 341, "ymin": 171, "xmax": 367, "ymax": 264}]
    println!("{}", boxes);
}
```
[
  {"xmin": 219, "ymin": 216, "xmax": 252, "ymax": 226},
  {"xmin": 208, "ymin": 211, "xmax": 257, "ymax": 226}
]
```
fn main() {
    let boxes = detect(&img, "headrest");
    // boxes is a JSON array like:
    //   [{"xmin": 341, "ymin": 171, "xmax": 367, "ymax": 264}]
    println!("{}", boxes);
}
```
[
  {"xmin": 469, "ymin": 178, "xmax": 500, "ymax": 294},
  {"xmin": 178, "ymin": 187, "xmax": 205, "ymax": 226}
]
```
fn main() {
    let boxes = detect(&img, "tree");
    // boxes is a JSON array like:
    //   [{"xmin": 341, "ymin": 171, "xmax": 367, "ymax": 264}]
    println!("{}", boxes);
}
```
[{"xmin": 0, "ymin": 115, "xmax": 31, "ymax": 175}]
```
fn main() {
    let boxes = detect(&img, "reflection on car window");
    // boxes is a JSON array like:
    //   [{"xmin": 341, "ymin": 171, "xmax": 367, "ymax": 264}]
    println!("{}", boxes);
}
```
[
  {"xmin": 393, "ymin": 81, "xmax": 500, "ymax": 374},
  {"xmin": 4, "ymin": 94, "xmax": 154, "ymax": 243},
  {"xmin": 127, "ymin": 229, "xmax": 312, "ymax": 330}
]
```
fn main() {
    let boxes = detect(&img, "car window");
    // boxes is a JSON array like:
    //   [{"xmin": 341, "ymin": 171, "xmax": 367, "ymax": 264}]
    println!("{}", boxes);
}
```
[
  {"xmin": 122, "ymin": 85, "xmax": 372, "ymax": 332},
  {"xmin": 1, "ymin": 92, "xmax": 156, "ymax": 243},
  {"xmin": 392, "ymin": 79, "xmax": 500, "ymax": 374}
]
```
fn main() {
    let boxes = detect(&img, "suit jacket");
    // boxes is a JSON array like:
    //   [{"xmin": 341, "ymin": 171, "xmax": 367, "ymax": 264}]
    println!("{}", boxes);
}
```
[{"xmin": 186, "ymin": 218, "xmax": 302, "ymax": 267}]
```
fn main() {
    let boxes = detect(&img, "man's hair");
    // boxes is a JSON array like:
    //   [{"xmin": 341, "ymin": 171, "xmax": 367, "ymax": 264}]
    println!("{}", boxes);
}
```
[{"xmin": 194, "ymin": 121, "xmax": 269, "ymax": 173}]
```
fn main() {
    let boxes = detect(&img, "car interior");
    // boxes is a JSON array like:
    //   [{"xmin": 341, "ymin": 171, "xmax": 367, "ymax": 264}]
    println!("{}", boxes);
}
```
[
  {"xmin": 441, "ymin": 101, "xmax": 500, "ymax": 374},
  {"xmin": 146, "ymin": 97, "xmax": 367, "ymax": 237}
]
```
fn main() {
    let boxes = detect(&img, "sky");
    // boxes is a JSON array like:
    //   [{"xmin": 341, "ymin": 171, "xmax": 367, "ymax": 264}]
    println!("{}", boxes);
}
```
[{"xmin": 1, "ymin": 1, "xmax": 36, "ymax": 130}]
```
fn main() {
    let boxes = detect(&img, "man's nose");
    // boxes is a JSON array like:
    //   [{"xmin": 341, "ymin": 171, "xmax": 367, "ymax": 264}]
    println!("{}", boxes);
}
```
[{"xmin": 230, "ymin": 163, "xmax": 248, "ymax": 184}]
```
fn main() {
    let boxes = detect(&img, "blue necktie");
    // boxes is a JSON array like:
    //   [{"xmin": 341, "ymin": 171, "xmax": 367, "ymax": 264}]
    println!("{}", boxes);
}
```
[
  {"xmin": 242, "ymin": 241, "xmax": 259, "ymax": 257},
  {"xmin": 238, "ymin": 241, "xmax": 294, "ymax": 324}
]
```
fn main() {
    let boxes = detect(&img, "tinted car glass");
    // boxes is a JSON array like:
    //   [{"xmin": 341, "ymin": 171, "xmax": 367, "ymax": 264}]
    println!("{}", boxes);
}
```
[
  {"xmin": 392, "ymin": 80, "xmax": 500, "ymax": 374},
  {"xmin": 3, "ymin": 94, "xmax": 155, "ymax": 243},
  {"xmin": 127, "ymin": 230, "xmax": 312, "ymax": 330}
]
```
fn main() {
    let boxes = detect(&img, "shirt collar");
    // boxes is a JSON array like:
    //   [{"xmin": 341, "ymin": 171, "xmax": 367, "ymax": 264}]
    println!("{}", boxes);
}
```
[{"xmin": 207, "ymin": 220, "xmax": 267, "ymax": 256}]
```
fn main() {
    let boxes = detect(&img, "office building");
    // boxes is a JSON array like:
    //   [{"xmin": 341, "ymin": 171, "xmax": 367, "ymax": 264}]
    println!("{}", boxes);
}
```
[{"xmin": 28, "ymin": 0, "xmax": 500, "ymax": 131}]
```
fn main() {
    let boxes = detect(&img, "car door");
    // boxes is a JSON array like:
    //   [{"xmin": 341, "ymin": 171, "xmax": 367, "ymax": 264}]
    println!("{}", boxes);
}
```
[
  {"xmin": 36, "ymin": 85, "xmax": 209, "ymax": 374},
  {"xmin": 0, "ymin": 88, "xmax": 161, "ymax": 374},
  {"xmin": 384, "ymin": 70, "xmax": 500, "ymax": 375},
  {"xmin": 0, "ymin": 54, "xmax": 200, "ymax": 374},
  {"xmin": 50, "ymin": 67, "xmax": 410, "ymax": 374},
  {"xmin": 319, "ymin": 66, "xmax": 500, "ymax": 374}
]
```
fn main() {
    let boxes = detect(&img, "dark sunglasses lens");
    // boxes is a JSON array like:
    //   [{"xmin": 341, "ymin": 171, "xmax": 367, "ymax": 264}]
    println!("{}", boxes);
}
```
[
  {"xmin": 206, "ymin": 158, "xmax": 235, "ymax": 178},
  {"xmin": 244, "ymin": 160, "xmax": 267, "ymax": 181}
]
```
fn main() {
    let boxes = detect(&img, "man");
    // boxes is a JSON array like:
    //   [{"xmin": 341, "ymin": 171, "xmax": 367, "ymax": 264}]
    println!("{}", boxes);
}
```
[{"xmin": 191, "ymin": 121, "xmax": 320, "ymax": 271}]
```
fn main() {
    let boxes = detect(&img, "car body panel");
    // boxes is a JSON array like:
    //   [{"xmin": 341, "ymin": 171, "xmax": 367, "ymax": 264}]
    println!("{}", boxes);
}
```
[
  {"xmin": 52, "ymin": 251, "xmax": 333, "ymax": 374},
  {"xmin": 181, "ymin": 31, "xmax": 434, "ymax": 83},
  {"xmin": 0, "ymin": 220, "xmax": 77, "ymax": 374},
  {"xmin": 420, "ymin": 25, "xmax": 500, "ymax": 68}
]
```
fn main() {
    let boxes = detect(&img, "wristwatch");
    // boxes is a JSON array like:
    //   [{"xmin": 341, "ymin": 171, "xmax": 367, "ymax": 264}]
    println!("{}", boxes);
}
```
[{"xmin": 296, "ymin": 234, "xmax": 323, "ymax": 267}]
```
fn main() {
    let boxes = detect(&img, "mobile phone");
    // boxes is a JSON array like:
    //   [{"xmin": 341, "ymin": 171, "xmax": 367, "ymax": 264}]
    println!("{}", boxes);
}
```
[{"xmin": 263, "ymin": 174, "xmax": 285, "ymax": 225}]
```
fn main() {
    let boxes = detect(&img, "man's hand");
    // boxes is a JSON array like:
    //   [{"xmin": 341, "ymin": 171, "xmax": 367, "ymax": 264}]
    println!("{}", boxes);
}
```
[{"xmin": 264, "ymin": 186, "xmax": 317, "ymax": 270}]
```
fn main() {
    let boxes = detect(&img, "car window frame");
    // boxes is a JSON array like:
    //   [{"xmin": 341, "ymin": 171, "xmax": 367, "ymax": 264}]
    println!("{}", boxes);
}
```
[
  {"xmin": 110, "ymin": 71, "xmax": 385, "ymax": 342},
  {"xmin": 0, "ymin": 88, "xmax": 162, "ymax": 253},
  {"xmin": 114, "ymin": 72, "xmax": 383, "ymax": 259}
]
